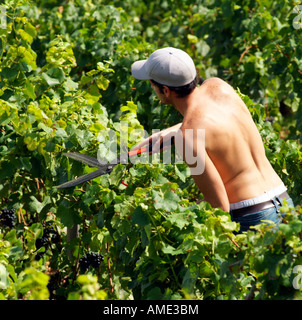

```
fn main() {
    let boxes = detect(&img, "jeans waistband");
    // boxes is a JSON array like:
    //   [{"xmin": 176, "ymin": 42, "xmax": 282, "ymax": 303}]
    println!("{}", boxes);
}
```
[
  {"xmin": 229, "ymin": 183, "xmax": 287, "ymax": 210},
  {"xmin": 230, "ymin": 191, "xmax": 289, "ymax": 217}
]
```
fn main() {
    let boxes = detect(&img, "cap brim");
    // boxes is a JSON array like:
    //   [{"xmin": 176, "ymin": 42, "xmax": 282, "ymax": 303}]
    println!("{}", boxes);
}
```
[{"xmin": 131, "ymin": 60, "xmax": 149, "ymax": 80}]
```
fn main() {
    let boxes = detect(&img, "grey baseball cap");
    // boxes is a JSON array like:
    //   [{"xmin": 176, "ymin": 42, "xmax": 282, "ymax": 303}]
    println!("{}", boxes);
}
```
[{"xmin": 131, "ymin": 47, "xmax": 197, "ymax": 87}]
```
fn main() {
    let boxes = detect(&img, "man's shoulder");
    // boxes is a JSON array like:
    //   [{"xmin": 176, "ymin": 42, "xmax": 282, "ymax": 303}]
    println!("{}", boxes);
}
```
[
  {"xmin": 201, "ymin": 77, "xmax": 238, "ymax": 103},
  {"xmin": 202, "ymin": 77, "xmax": 226, "ymax": 86},
  {"xmin": 201, "ymin": 77, "xmax": 234, "ymax": 92},
  {"xmin": 181, "ymin": 110, "xmax": 214, "ymax": 132}
]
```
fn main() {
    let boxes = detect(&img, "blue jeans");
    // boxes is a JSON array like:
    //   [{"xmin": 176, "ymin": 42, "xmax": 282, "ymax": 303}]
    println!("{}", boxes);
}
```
[{"xmin": 230, "ymin": 198, "xmax": 295, "ymax": 233}]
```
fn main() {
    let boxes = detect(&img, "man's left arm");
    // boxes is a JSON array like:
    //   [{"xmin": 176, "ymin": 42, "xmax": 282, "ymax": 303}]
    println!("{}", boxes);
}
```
[{"xmin": 175, "ymin": 126, "xmax": 230, "ymax": 212}]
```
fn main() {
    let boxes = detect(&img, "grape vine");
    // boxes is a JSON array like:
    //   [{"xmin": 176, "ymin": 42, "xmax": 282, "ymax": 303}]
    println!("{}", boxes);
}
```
[{"xmin": 0, "ymin": 0, "xmax": 301, "ymax": 301}]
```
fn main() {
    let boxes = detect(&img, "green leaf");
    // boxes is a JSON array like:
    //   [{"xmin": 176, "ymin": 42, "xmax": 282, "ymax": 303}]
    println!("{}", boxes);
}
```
[
  {"xmin": 160, "ymin": 21, "xmax": 171, "ymax": 33},
  {"xmin": 42, "ymin": 72, "xmax": 60, "ymax": 87},
  {"xmin": 17, "ymin": 267, "xmax": 50, "ymax": 300},
  {"xmin": 25, "ymin": 223, "xmax": 43, "ymax": 248},
  {"xmin": 57, "ymin": 200, "xmax": 81, "ymax": 228},
  {"xmin": 152, "ymin": 188, "xmax": 180, "ymax": 212},
  {"xmin": 109, "ymin": 164, "xmax": 123, "ymax": 186},
  {"xmin": 100, "ymin": 189, "xmax": 116, "ymax": 206},
  {"xmin": 82, "ymin": 184, "xmax": 100, "ymax": 206},
  {"xmin": 97, "ymin": 208, "xmax": 105, "ymax": 229},
  {"xmin": 1, "ymin": 67, "xmax": 18, "ymax": 81},
  {"xmin": 29, "ymin": 196, "xmax": 51, "ymax": 214},
  {"xmin": 95, "ymin": 74, "xmax": 110, "ymax": 90},
  {"xmin": 174, "ymin": 165, "xmax": 190, "ymax": 182},
  {"xmin": 162, "ymin": 243, "xmax": 184, "ymax": 255},
  {"xmin": 75, "ymin": 129, "xmax": 93, "ymax": 148},
  {"xmin": 46, "ymin": 67, "xmax": 66, "ymax": 84},
  {"xmin": 181, "ymin": 265, "xmax": 199, "ymax": 291},
  {"xmin": 279, "ymin": 220, "xmax": 302, "ymax": 237},
  {"xmin": 19, "ymin": 46, "xmax": 37, "ymax": 71},
  {"xmin": 24, "ymin": 22, "xmax": 37, "ymax": 39},
  {"xmin": 24, "ymin": 79, "xmax": 36, "ymax": 99},
  {"xmin": 18, "ymin": 29, "xmax": 34, "ymax": 44},
  {"xmin": 165, "ymin": 211, "xmax": 191, "ymax": 229},
  {"xmin": 196, "ymin": 39, "xmax": 211, "ymax": 57},
  {"xmin": 120, "ymin": 101, "xmax": 137, "ymax": 113},
  {"xmin": 9, "ymin": 246, "xmax": 23, "ymax": 262},
  {"xmin": 131, "ymin": 206, "xmax": 149, "ymax": 227}
]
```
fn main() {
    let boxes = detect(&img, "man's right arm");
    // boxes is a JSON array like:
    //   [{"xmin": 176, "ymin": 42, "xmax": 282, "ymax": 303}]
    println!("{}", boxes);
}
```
[{"xmin": 131, "ymin": 122, "xmax": 182, "ymax": 153}]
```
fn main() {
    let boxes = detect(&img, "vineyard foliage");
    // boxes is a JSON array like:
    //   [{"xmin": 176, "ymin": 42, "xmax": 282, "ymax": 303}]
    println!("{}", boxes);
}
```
[{"xmin": 0, "ymin": 0, "xmax": 302, "ymax": 300}]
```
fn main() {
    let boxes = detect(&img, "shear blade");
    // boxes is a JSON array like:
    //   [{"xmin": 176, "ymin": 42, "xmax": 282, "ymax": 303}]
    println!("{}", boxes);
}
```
[
  {"xmin": 56, "ymin": 152, "xmax": 117, "ymax": 189},
  {"xmin": 56, "ymin": 166, "xmax": 115, "ymax": 189},
  {"xmin": 63, "ymin": 152, "xmax": 103, "ymax": 168}
]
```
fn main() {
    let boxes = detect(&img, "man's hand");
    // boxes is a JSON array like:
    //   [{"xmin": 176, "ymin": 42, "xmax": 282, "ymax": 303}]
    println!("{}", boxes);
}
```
[{"xmin": 131, "ymin": 123, "xmax": 182, "ymax": 154}]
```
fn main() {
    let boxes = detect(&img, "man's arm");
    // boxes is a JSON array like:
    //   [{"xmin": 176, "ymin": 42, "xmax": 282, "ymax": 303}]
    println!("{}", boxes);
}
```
[
  {"xmin": 131, "ymin": 123, "xmax": 182, "ymax": 153},
  {"xmin": 131, "ymin": 122, "xmax": 230, "ymax": 211},
  {"xmin": 191, "ymin": 152, "xmax": 230, "ymax": 211},
  {"xmin": 176, "ymin": 126, "xmax": 230, "ymax": 212}
]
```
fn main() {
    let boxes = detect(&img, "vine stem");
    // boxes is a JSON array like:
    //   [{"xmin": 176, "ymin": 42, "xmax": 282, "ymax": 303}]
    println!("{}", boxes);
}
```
[
  {"xmin": 72, "ymin": 235, "xmax": 81, "ymax": 285},
  {"xmin": 239, "ymin": 45, "xmax": 253, "ymax": 62},
  {"xmin": 146, "ymin": 210, "xmax": 181, "ymax": 288},
  {"xmin": 227, "ymin": 235, "xmax": 241, "ymax": 251},
  {"xmin": 17, "ymin": 208, "xmax": 27, "ymax": 225},
  {"xmin": 106, "ymin": 243, "xmax": 114, "ymax": 294}
]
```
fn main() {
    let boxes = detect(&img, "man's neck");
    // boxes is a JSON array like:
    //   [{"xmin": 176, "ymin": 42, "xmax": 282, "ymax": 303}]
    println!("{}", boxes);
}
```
[{"xmin": 172, "ymin": 87, "xmax": 199, "ymax": 117}]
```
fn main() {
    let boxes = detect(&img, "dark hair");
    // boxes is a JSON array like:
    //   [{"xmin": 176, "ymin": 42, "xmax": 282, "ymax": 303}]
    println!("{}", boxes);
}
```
[{"xmin": 150, "ymin": 74, "xmax": 202, "ymax": 98}]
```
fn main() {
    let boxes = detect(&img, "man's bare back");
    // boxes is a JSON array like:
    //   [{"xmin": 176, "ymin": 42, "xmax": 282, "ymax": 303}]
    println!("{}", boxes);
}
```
[{"xmin": 180, "ymin": 77, "xmax": 283, "ymax": 211}]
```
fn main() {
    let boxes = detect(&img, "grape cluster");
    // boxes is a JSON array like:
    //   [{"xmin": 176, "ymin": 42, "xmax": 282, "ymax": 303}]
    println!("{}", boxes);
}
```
[
  {"xmin": 0, "ymin": 208, "xmax": 16, "ymax": 228},
  {"xmin": 35, "ymin": 234, "xmax": 49, "ymax": 250},
  {"xmin": 79, "ymin": 252, "xmax": 104, "ymax": 272},
  {"xmin": 35, "ymin": 222, "xmax": 60, "ymax": 259},
  {"xmin": 44, "ymin": 224, "xmax": 60, "ymax": 244}
]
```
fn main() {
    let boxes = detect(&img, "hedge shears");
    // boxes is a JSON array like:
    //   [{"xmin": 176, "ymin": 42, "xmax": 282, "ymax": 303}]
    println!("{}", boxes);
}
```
[{"xmin": 56, "ymin": 138, "xmax": 175, "ymax": 189}]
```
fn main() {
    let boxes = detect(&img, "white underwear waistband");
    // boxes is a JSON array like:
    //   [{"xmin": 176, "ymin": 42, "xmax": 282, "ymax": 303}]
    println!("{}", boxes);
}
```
[{"xmin": 229, "ymin": 183, "xmax": 287, "ymax": 210}]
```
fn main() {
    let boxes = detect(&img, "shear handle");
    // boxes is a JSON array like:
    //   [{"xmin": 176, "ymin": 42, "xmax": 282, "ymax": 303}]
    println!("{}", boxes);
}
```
[{"xmin": 128, "ymin": 137, "xmax": 175, "ymax": 157}]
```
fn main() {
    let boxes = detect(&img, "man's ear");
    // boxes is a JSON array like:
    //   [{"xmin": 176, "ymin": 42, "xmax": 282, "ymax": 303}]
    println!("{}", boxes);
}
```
[{"xmin": 163, "ymin": 85, "xmax": 171, "ymax": 97}]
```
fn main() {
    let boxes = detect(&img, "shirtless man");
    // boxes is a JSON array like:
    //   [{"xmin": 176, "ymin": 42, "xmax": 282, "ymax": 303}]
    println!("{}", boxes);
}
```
[{"xmin": 131, "ymin": 47, "xmax": 293, "ymax": 231}]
